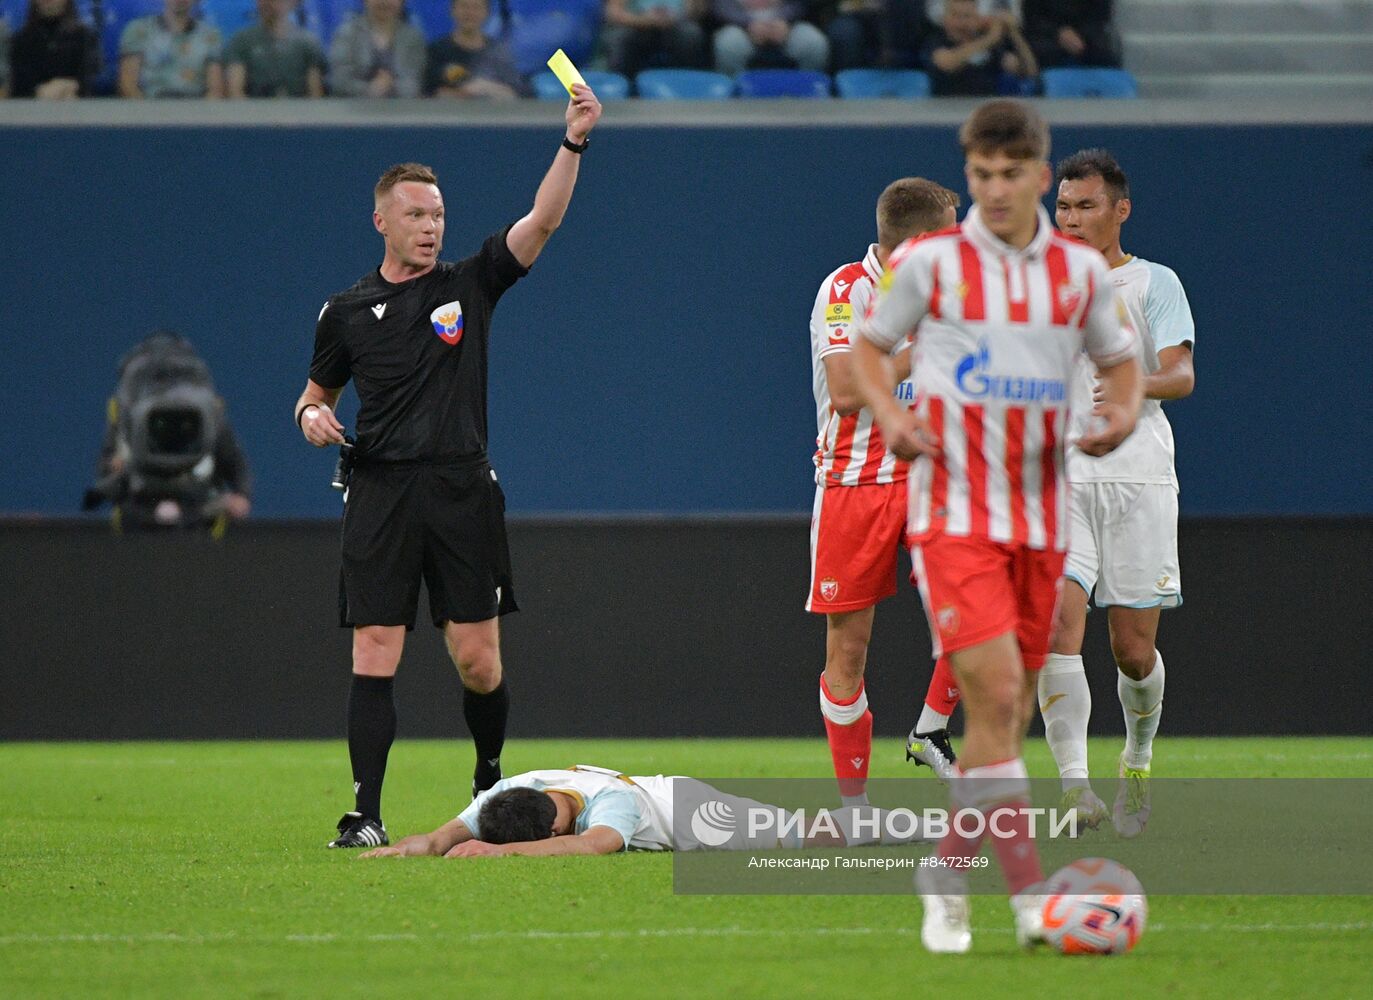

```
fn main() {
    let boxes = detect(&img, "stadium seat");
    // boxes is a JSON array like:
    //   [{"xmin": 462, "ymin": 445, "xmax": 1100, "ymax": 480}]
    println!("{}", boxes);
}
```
[
  {"xmin": 531, "ymin": 70, "xmax": 631, "ymax": 101},
  {"xmin": 200, "ymin": 0, "xmax": 258, "ymax": 40},
  {"xmin": 406, "ymin": 0, "xmax": 456, "ymax": 43},
  {"xmin": 1040, "ymin": 68, "xmax": 1139, "ymax": 99},
  {"xmin": 734, "ymin": 69, "xmax": 831, "ymax": 98},
  {"xmin": 834, "ymin": 69, "xmax": 931, "ymax": 99},
  {"xmin": 93, "ymin": 0, "xmax": 163, "ymax": 91},
  {"xmin": 503, "ymin": 0, "xmax": 601, "ymax": 77},
  {"xmin": 293, "ymin": 0, "xmax": 332, "ymax": 46},
  {"xmin": 635, "ymin": 69, "xmax": 734, "ymax": 100}
]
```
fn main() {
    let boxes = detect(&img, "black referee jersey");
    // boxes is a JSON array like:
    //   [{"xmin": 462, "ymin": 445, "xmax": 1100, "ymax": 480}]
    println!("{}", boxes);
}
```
[{"xmin": 309, "ymin": 226, "xmax": 529, "ymax": 464}]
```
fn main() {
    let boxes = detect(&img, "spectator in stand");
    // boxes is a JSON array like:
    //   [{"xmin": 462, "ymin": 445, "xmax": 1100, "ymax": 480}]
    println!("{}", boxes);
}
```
[
  {"xmin": 922, "ymin": 0, "xmax": 1035, "ymax": 96},
  {"xmin": 602, "ymin": 0, "xmax": 708, "ymax": 79},
  {"xmin": 118, "ymin": 0, "xmax": 224, "ymax": 98},
  {"xmin": 1022, "ymin": 0, "xmax": 1121, "ymax": 69},
  {"xmin": 820, "ymin": 0, "xmax": 885, "ymax": 73},
  {"xmin": 880, "ymin": 0, "xmax": 934, "ymax": 68},
  {"xmin": 330, "ymin": 0, "xmax": 426, "ymax": 98},
  {"xmin": 225, "ymin": 0, "xmax": 326, "ymax": 97},
  {"xmin": 426, "ymin": 0, "xmax": 527, "ymax": 99},
  {"xmin": 712, "ymin": 0, "xmax": 830, "ymax": 76},
  {"xmin": 7, "ymin": 0, "xmax": 101, "ymax": 98},
  {"xmin": 0, "ymin": 17, "xmax": 11, "ymax": 97}
]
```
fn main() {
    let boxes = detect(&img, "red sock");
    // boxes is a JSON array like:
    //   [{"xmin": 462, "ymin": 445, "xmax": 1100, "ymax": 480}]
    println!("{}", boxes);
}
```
[
  {"xmin": 925, "ymin": 655, "xmax": 961, "ymax": 714},
  {"xmin": 819, "ymin": 675, "xmax": 872, "ymax": 800},
  {"xmin": 934, "ymin": 766, "xmax": 983, "ymax": 866},
  {"xmin": 985, "ymin": 801, "xmax": 1045, "ymax": 895},
  {"xmin": 958, "ymin": 758, "xmax": 1044, "ymax": 896}
]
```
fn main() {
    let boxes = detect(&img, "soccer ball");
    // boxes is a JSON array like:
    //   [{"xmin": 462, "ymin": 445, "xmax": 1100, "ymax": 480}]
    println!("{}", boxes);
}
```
[{"xmin": 1041, "ymin": 858, "xmax": 1147, "ymax": 955}]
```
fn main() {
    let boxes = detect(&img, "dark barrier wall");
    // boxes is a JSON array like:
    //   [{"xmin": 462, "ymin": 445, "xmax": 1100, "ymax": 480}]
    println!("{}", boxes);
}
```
[
  {"xmin": 2, "ymin": 123, "xmax": 1371, "ymax": 517},
  {"xmin": 3, "ymin": 518, "xmax": 1368, "ymax": 739}
]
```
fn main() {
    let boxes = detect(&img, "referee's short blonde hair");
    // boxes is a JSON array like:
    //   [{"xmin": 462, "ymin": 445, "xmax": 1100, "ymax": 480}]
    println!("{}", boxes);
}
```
[
  {"xmin": 877, "ymin": 178, "xmax": 960, "ymax": 250},
  {"xmin": 375, "ymin": 163, "xmax": 439, "ymax": 203}
]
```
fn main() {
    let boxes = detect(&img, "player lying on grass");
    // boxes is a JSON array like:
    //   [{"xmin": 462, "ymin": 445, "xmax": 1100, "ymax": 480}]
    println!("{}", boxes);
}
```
[{"xmin": 357, "ymin": 764, "xmax": 931, "ymax": 857}]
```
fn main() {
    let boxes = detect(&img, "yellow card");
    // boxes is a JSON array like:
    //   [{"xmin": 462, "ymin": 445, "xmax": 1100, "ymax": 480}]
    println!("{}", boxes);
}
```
[{"xmin": 546, "ymin": 49, "xmax": 586, "ymax": 96}]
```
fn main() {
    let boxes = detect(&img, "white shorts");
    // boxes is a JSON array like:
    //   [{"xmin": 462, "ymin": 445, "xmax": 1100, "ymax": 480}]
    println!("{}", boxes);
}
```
[
  {"xmin": 1064, "ymin": 481, "xmax": 1181, "ymax": 610},
  {"xmin": 639, "ymin": 776, "xmax": 796, "ymax": 852}
]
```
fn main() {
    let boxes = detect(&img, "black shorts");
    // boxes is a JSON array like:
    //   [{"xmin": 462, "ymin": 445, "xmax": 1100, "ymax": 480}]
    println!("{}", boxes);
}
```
[{"xmin": 338, "ymin": 460, "xmax": 518, "ymax": 629}]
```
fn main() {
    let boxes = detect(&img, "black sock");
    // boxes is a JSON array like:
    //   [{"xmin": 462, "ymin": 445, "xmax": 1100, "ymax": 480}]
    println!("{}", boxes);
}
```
[
  {"xmin": 464, "ymin": 681, "xmax": 509, "ymax": 792},
  {"xmin": 348, "ymin": 674, "xmax": 396, "ymax": 822}
]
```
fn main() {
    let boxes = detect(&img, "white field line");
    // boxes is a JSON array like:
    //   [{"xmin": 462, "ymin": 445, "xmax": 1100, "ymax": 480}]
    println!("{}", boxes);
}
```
[{"xmin": 1, "ymin": 923, "xmax": 1368, "ymax": 946}]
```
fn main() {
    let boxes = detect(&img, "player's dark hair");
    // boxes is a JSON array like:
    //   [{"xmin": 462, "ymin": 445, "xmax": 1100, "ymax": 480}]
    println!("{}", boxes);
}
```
[
  {"xmin": 959, "ymin": 99, "xmax": 1050, "ymax": 162},
  {"xmin": 1056, "ymin": 148, "xmax": 1131, "ymax": 202},
  {"xmin": 877, "ymin": 178, "xmax": 961, "ymax": 250},
  {"xmin": 477, "ymin": 787, "xmax": 558, "ymax": 844},
  {"xmin": 374, "ymin": 162, "xmax": 439, "ymax": 202}
]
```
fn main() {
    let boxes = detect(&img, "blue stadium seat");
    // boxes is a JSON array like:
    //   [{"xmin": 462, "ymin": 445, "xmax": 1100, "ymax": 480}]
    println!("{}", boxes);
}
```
[
  {"xmin": 834, "ymin": 68, "xmax": 931, "ymax": 99},
  {"xmin": 502, "ymin": 0, "xmax": 601, "ymax": 77},
  {"xmin": 531, "ymin": 69, "xmax": 630, "ymax": 100},
  {"xmin": 93, "ymin": 0, "xmax": 162, "ymax": 91},
  {"xmin": 1040, "ymin": 68, "xmax": 1139, "ymax": 98},
  {"xmin": 292, "ymin": 0, "xmax": 332, "ymax": 45},
  {"xmin": 734, "ymin": 69, "xmax": 831, "ymax": 98},
  {"xmin": 635, "ymin": 69, "xmax": 734, "ymax": 100},
  {"xmin": 200, "ymin": 0, "xmax": 258, "ymax": 40},
  {"xmin": 406, "ymin": 0, "xmax": 455, "ymax": 43}
]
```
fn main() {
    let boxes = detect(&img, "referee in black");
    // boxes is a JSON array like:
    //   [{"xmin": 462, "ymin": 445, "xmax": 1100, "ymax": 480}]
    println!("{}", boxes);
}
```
[{"xmin": 296, "ymin": 84, "xmax": 603, "ymax": 849}]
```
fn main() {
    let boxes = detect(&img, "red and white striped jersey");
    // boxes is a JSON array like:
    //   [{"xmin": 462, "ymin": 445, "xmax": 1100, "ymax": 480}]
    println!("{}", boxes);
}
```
[
  {"xmin": 810, "ymin": 244, "xmax": 916, "ymax": 487},
  {"xmin": 861, "ymin": 206, "xmax": 1137, "ymax": 551}
]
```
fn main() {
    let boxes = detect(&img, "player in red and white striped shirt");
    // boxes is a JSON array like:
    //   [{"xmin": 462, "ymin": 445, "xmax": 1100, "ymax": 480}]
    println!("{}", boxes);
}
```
[
  {"xmin": 808, "ymin": 179, "xmax": 964, "ymax": 806},
  {"xmin": 854, "ymin": 100, "xmax": 1143, "ymax": 955}
]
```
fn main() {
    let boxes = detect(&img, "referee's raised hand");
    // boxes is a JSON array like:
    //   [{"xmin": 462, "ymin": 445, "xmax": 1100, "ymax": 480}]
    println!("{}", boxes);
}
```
[{"xmin": 566, "ymin": 83, "xmax": 602, "ymax": 143}]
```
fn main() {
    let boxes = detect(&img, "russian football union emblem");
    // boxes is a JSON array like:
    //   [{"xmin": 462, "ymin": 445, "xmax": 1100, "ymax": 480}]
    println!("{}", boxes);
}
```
[
  {"xmin": 819, "ymin": 577, "xmax": 840, "ymax": 601},
  {"xmin": 430, "ymin": 300, "xmax": 465, "ymax": 345}
]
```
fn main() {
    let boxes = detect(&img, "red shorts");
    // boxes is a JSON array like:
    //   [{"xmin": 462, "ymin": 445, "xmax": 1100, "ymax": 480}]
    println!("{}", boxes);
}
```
[
  {"xmin": 908, "ymin": 534, "xmax": 1065, "ymax": 670},
  {"xmin": 807, "ymin": 482, "xmax": 908, "ymax": 613}
]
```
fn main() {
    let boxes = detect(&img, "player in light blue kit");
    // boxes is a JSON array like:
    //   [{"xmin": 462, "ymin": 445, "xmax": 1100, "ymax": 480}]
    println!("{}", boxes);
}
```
[
  {"xmin": 356, "ymin": 764, "xmax": 928, "ymax": 857},
  {"xmin": 1045, "ymin": 149, "xmax": 1196, "ymax": 837}
]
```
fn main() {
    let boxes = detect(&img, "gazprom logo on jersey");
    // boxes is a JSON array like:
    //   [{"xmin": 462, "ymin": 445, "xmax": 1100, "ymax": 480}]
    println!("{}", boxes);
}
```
[
  {"xmin": 954, "ymin": 340, "xmax": 1065, "ymax": 402},
  {"xmin": 430, "ymin": 300, "xmax": 464, "ymax": 345}
]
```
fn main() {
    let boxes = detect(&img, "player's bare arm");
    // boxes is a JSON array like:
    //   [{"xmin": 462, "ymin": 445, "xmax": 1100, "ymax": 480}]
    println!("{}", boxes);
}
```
[
  {"xmin": 1143, "ymin": 344, "xmax": 1195, "ymax": 400},
  {"xmin": 1092, "ymin": 344, "xmax": 1193, "ymax": 406},
  {"xmin": 852, "ymin": 336, "xmax": 935, "ymax": 460},
  {"xmin": 825, "ymin": 341, "xmax": 910, "ymax": 416},
  {"xmin": 506, "ymin": 83, "xmax": 603, "ymax": 269},
  {"xmin": 294, "ymin": 380, "xmax": 346, "ymax": 447},
  {"xmin": 1079, "ymin": 356, "xmax": 1144, "ymax": 457},
  {"xmin": 445, "ymin": 825, "xmax": 625, "ymax": 858},
  {"xmin": 358, "ymin": 818, "xmax": 475, "ymax": 858}
]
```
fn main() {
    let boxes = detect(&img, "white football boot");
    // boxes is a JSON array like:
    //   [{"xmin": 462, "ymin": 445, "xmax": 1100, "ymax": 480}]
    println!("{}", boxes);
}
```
[
  {"xmin": 1113, "ymin": 753, "xmax": 1152, "ymax": 839},
  {"xmin": 1059, "ymin": 785, "xmax": 1110, "ymax": 834},
  {"xmin": 916, "ymin": 864, "xmax": 972, "ymax": 954},
  {"xmin": 1009, "ymin": 883, "xmax": 1049, "ymax": 948}
]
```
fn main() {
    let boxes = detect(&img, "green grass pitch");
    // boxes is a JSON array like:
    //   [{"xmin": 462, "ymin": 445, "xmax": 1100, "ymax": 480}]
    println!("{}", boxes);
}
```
[{"xmin": 4, "ymin": 737, "xmax": 1371, "ymax": 998}]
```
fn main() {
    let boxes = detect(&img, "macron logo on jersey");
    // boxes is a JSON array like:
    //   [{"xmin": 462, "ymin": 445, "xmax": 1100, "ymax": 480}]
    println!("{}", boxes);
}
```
[
  {"xmin": 371, "ymin": 303, "xmax": 387, "ymax": 320},
  {"xmin": 832, "ymin": 278, "xmax": 852, "ymax": 299},
  {"xmin": 430, "ymin": 300, "xmax": 464, "ymax": 345}
]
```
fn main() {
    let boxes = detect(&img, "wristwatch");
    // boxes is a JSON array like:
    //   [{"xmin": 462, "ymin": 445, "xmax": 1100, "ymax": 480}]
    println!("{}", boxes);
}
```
[{"xmin": 562, "ymin": 135, "xmax": 589, "ymax": 154}]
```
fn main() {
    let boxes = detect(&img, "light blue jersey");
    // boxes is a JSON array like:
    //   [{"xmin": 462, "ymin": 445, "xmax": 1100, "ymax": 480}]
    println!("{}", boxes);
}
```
[
  {"xmin": 458, "ymin": 767, "xmax": 661, "ymax": 852},
  {"xmin": 1068, "ymin": 256, "xmax": 1195, "ymax": 487}
]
